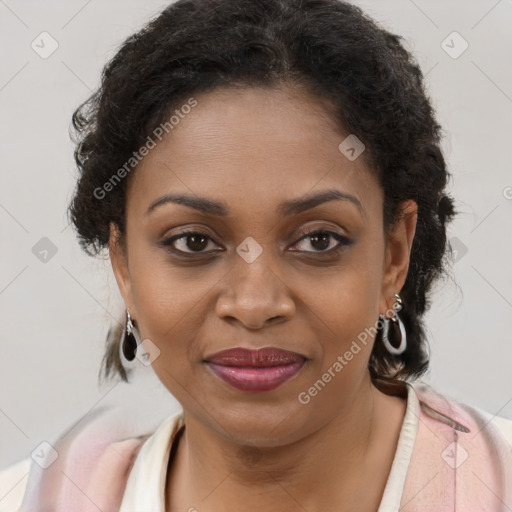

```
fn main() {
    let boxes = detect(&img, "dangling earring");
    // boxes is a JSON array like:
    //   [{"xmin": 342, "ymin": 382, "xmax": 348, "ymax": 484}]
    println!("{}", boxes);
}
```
[
  {"xmin": 119, "ymin": 308, "xmax": 141, "ymax": 365},
  {"xmin": 380, "ymin": 293, "xmax": 407, "ymax": 355}
]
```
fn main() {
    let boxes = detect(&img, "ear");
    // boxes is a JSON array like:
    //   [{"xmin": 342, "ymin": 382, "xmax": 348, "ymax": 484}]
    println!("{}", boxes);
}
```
[
  {"xmin": 109, "ymin": 222, "xmax": 135, "ymax": 314},
  {"xmin": 379, "ymin": 200, "xmax": 418, "ymax": 314}
]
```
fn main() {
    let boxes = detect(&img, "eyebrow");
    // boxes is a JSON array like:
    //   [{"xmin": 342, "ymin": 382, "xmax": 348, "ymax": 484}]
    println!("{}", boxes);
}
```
[{"xmin": 146, "ymin": 189, "xmax": 363, "ymax": 217}]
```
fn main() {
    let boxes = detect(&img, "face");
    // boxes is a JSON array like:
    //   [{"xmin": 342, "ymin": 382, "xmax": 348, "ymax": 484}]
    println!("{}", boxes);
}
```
[{"xmin": 110, "ymin": 85, "xmax": 417, "ymax": 447}]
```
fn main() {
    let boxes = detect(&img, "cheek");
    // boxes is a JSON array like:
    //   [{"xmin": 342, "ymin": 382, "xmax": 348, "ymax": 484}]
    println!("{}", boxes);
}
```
[
  {"xmin": 310, "ymin": 245, "xmax": 383, "ymax": 367},
  {"xmin": 295, "ymin": 266, "xmax": 382, "ymax": 414},
  {"xmin": 316, "ymin": 282, "xmax": 379, "ymax": 371},
  {"xmin": 128, "ymin": 232, "xmax": 206, "ymax": 321},
  {"xmin": 126, "ymin": 243, "xmax": 206, "ymax": 360}
]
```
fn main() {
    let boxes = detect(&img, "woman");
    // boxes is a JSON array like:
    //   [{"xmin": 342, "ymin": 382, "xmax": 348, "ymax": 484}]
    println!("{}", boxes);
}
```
[{"xmin": 2, "ymin": 0, "xmax": 512, "ymax": 510}]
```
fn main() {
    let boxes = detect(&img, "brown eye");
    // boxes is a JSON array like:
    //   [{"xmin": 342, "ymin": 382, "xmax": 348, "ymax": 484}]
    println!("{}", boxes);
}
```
[
  {"xmin": 290, "ymin": 229, "xmax": 351, "ymax": 254},
  {"xmin": 161, "ymin": 231, "xmax": 219, "ymax": 254}
]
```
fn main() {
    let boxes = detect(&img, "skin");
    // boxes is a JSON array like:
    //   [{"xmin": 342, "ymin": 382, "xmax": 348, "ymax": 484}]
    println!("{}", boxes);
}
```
[{"xmin": 110, "ymin": 84, "xmax": 418, "ymax": 512}]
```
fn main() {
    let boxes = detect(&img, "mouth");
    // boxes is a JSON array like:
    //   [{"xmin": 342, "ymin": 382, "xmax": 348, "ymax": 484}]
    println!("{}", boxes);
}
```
[{"xmin": 204, "ymin": 347, "xmax": 307, "ymax": 393}]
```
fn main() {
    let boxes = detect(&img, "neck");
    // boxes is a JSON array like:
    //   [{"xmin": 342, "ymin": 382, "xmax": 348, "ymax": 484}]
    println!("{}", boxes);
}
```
[{"xmin": 166, "ymin": 376, "xmax": 400, "ymax": 512}]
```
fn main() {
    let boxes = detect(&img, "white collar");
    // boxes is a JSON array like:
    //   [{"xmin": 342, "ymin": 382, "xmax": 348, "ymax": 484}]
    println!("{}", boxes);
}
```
[
  {"xmin": 120, "ymin": 409, "xmax": 185, "ymax": 511},
  {"xmin": 377, "ymin": 381, "xmax": 419, "ymax": 511},
  {"xmin": 120, "ymin": 383, "xmax": 419, "ymax": 512}
]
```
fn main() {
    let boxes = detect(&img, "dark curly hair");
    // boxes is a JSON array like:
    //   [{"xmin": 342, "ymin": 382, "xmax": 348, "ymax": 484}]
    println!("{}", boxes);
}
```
[{"xmin": 68, "ymin": 0, "xmax": 456, "ymax": 384}]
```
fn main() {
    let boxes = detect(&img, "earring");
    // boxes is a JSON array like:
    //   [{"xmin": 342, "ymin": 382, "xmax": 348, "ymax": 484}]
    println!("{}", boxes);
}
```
[
  {"xmin": 119, "ymin": 308, "xmax": 141, "ymax": 365},
  {"xmin": 380, "ymin": 293, "xmax": 407, "ymax": 355}
]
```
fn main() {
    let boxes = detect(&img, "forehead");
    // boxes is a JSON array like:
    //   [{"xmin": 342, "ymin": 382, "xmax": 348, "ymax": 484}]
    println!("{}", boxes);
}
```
[{"xmin": 128, "ymin": 85, "xmax": 381, "ymax": 221}]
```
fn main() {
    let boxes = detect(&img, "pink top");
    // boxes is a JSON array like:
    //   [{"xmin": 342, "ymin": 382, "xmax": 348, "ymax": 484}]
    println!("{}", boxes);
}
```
[{"xmin": 2, "ymin": 379, "xmax": 512, "ymax": 511}]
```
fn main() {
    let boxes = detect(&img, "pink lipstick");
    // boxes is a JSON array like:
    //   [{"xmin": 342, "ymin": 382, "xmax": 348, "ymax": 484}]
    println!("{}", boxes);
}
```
[{"xmin": 204, "ymin": 347, "xmax": 306, "ymax": 392}]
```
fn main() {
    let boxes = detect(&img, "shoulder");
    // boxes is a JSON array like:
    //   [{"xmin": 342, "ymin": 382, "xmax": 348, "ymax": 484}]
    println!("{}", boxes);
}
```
[
  {"xmin": 467, "ymin": 402, "xmax": 512, "ymax": 447},
  {"xmin": 0, "ymin": 458, "xmax": 31, "ymax": 512},
  {"xmin": 401, "ymin": 380, "xmax": 512, "ymax": 509},
  {"xmin": 410, "ymin": 380, "xmax": 512, "ymax": 446},
  {"xmin": 1, "ymin": 405, "xmax": 154, "ymax": 512},
  {"xmin": 403, "ymin": 382, "xmax": 512, "ymax": 512}
]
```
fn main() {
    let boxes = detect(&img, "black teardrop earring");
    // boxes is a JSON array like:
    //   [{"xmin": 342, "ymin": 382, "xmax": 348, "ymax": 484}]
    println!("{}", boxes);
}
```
[{"xmin": 119, "ymin": 308, "xmax": 140, "ymax": 364}]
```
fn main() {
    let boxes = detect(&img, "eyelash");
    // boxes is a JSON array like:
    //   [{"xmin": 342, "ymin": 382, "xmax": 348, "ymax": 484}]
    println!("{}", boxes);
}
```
[{"xmin": 160, "ymin": 228, "xmax": 351, "ymax": 257}]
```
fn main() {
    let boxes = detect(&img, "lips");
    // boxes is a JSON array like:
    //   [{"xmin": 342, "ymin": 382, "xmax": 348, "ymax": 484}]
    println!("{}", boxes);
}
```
[
  {"xmin": 205, "ymin": 347, "xmax": 305, "ymax": 366},
  {"xmin": 204, "ymin": 347, "xmax": 306, "ymax": 392}
]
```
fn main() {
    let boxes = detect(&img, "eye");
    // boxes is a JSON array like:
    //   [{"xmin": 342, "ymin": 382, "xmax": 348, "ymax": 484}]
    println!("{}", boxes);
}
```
[
  {"xmin": 160, "ymin": 230, "xmax": 221, "ymax": 254},
  {"xmin": 160, "ymin": 228, "xmax": 351, "ymax": 256},
  {"xmin": 289, "ymin": 229, "xmax": 351, "ymax": 254}
]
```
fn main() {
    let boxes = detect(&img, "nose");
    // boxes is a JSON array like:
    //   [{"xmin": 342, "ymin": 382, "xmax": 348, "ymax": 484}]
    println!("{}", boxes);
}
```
[{"xmin": 215, "ymin": 257, "xmax": 295, "ymax": 329}]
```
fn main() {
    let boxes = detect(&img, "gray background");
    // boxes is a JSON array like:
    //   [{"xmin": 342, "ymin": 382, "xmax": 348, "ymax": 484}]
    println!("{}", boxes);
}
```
[{"xmin": 1, "ymin": 0, "xmax": 511, "ymax": 470}]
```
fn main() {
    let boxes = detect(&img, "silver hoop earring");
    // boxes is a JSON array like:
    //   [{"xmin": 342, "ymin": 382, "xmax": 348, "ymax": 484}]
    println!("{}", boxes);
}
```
[
  {"xmin": 380, "ymin": 294, "xmax": 407, "ymax": 355},
  {"xmin": 119, "ymin": 308, "xmax": 141, "ymax": 366}
]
